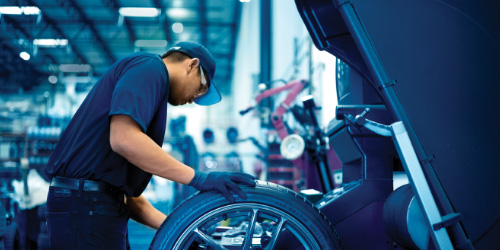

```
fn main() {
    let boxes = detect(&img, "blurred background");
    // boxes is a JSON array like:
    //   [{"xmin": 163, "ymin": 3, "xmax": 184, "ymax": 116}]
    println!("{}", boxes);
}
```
[{"xmin": 0, "ymin": 0, "xmax": 339, "ymax": 249}]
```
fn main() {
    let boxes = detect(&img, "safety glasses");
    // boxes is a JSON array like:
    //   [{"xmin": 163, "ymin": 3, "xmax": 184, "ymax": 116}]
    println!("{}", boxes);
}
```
[{"xmin": 196, "ymin": 65, "xmax": 208, "ymax": 98}]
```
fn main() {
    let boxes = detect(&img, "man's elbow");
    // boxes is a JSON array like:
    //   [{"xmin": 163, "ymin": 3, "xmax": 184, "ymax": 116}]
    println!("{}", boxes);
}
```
[
  {"xmin": 109, "ymin": 127, "xmax": 138, "ymax": 157},
  {"xmin": 109, "ymin": 115, "xmax": 141, "ymax": 156},
  {"xmin": 110, "ymin": 133, "xmax": 129, "ymax": 155}
]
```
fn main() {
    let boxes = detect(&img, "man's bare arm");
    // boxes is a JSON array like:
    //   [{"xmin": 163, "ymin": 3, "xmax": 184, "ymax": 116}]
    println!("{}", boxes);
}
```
[{"xmin": 109, "ymin": 114, "xmax": 195, "ymax": 184}]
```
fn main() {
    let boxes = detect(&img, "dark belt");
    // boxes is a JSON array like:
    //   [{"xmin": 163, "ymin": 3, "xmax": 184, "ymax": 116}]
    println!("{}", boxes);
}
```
[{"xmin": 51, "ymin": 176, "xmax": 124, "ymax": 200}]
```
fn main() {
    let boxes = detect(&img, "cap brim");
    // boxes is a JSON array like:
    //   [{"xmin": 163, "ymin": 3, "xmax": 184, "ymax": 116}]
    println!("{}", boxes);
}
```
[{"xmin": 194, "ymin": 79, "xmax": 221, "ymax": 106}]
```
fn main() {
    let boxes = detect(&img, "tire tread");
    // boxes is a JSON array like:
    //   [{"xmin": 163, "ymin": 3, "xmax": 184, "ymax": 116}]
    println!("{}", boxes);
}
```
[{"xmin": 151, "ymin": 181, "xmax": 343, "ymax": 250}]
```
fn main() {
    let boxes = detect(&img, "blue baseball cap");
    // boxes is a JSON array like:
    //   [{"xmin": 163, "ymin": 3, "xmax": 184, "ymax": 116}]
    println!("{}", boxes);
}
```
[{"xmin": 166, "ymin": 41, "xmax": 221, "ymax": 106}]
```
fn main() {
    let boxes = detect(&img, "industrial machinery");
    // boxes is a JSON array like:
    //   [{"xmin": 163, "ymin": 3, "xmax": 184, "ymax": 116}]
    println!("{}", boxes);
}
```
[
  {"xmin": 237, "ymin": 79, "xmax": 339, "ymax": 193},
  {"xmin": 239, "ymin": 79, "xmax": 311, "ymax": 191},
  {"xmin": 150, "ymin": 0, "xmax": 500, "ymax": 249}
]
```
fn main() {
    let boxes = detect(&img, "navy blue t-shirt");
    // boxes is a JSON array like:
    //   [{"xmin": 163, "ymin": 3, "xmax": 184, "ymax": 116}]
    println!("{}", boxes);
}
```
[{"xmin": 46, "ymin": 52, "xmax": 169, "ymax": 197}]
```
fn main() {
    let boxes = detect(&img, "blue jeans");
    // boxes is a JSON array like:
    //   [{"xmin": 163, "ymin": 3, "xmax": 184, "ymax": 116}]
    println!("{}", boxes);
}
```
[{"xmin": 46, "ymin": 186, "xmax": 130, "ymax": 250}]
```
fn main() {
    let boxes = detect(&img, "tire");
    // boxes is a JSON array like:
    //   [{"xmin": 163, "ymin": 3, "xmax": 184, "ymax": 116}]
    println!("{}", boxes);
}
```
[{"xmin": 150, "ymin": 181, "xmax": 342, "ymax": 250}]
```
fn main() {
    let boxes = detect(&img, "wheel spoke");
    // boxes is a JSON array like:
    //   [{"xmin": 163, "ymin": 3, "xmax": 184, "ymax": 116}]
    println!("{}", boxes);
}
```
[
  {"xmin": 264, "ymin": 217, "xmax": 287, "ymax": 250},
  {"xmin": 164, "ymin": 203, "xmax": 328, "ymax": 250},
  {"xmin": 193, "ymin": 228, "xmax": 227, "ymax": 250},
  {"xmin": 242, "ymin": 208, "xmax": 259, "ymax": 249}
]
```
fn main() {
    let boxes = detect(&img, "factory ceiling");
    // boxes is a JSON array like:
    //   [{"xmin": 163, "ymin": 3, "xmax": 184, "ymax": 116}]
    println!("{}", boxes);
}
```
[{"xmin": 0, "ymin": 0, "xmax": 242, "ymax": 94}]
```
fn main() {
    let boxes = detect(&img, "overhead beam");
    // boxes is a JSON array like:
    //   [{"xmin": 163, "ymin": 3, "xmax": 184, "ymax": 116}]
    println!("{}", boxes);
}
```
[
  {"xmin": 152, "ymin": 0, "xmax": 174, "ymax": 44},
  {"xmin": 0, "ymin": 42, "xmax": 43, "ymax": 91},
  {"xmin": 2, "ymin": 15, "xmax": 60, "ymax": 66},
  {"xmin": 211, "ymin": 26, "xmax": 231, "ymax": 46},
  {"xmin": 104, "ymin": 0, "xmax": 137, "ymax": 44},
  {"xmin": 199, "ymin": 0, "xmax": 208, "ymax": 46},
  {"xmin": 26, "ymin": 0, "xmax": 88, "ymax": 65},
  {"xmin": 55, "ymin": 0, "xmax": 116, "ymax": 64},
  {"xmin": 0, "ymin": 44, "xmax": 37, "ymax": 72},
  {"xmin": 0, "ymin": 14, "xmax": 58, "ymax": 88}
]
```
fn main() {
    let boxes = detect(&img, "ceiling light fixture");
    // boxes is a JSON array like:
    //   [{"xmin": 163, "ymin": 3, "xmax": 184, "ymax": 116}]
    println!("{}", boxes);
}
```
[
  {"xmin": 0, "ymin": 6, "xmax": 41, "ymax": 15},
  {"xmin": 19, "ymin": 52, "xmax": 30, "ymax": 60},
  {"xmin": 172, "ymin": 23, "xmax": 183, "ymax": 33},
  {"xmin": 118, "ymin": 7, "xmax": 160, "ymax": 17},
  {"xmin": 59, "ymin": 64, "xmax": 92, "ymax": 73},
  {"xmin": 48, "ymin": 75, "xmax": 58, "ymax": 84},
  {"xmin": 134, "ymin": 40, "xmax": 167, "ymax": 48},
  {"xmin": 33, "ymin": 39, "xmax": 68, "ymax": 47},
  {"xmin": 22, "ymin": 6, "xmax": 41, "ymax": 15},
  {"xmin": 166, "ymin": 8, "xmax": 192, "ymax": 19}
]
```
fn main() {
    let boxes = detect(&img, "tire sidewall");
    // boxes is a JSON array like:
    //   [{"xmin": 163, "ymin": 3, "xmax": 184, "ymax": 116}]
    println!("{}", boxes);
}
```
[{"xmin": 150, "ymin": 182, "xmax": 340, "ymax": 250}]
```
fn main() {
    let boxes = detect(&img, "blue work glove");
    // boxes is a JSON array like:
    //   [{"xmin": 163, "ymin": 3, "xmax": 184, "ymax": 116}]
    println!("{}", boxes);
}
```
[{"xmin": 189, "ymin": 171, "xmax": 256, "ymax": 202}]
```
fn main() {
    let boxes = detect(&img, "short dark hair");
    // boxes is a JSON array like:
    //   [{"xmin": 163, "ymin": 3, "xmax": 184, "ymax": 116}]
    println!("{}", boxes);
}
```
[
  {"xmin": 161, "ymin": 51, "xmax": 191, "ymax": 62},
  {"xmin": 161, "ymin": 50, "xmax": 209, "ymax": 86}
]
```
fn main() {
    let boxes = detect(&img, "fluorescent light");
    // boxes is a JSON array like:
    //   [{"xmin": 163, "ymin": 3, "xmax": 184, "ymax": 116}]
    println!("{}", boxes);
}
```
[
  {"xmin": 0, "ymin": 7, "xmax": 22, "ymax": 15},
  {"xmin": 0, "ymin": 6, "xmax": 40, "ymax": 15},
  {"xmin": 33, "ymin": 39, "xmax": 68, "ymax": 47},
  {"xmin": 59, "ymin": 64, "xmax": 92, "ymax": 73},
  {"xmin": 166, "ymin": 8, "xmax": 193, "ymax": 19},
  {"xmin": 48, "ymin": 75, "xmax": 58, "ymax": 84},
  {"xmin": 119, "ymin": 7, "xmax": 160, "ymax": 17},
  {"xmin": 134, "ymin": 40, "xmax": 167, "ymax": 48},
  {"xmin": 20, "ymin": 52, "xmax": 30, "ymax": 60},
  {"xmin": 22, "ymin": 7, "xmax": 41, "ymax": 15},
  {"xmin": 172, "ymin": 23, "xmax": 183, "ymax": 33},
  {"xmin": 239, "ymin": 0, "xmax": 252, "ymax": 2}
]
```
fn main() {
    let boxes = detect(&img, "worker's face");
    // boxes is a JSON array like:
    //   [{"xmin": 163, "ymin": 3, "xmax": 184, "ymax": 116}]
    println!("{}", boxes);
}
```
[{"xmin": 169, "ymin": 59, "xmax": 209, "ymax": 106}]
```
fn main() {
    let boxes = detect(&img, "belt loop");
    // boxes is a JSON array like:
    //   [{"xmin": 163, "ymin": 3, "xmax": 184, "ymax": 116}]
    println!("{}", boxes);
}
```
[{"xmin": 78, "ymin": 178, "xmax": 84, "ymax": 197}]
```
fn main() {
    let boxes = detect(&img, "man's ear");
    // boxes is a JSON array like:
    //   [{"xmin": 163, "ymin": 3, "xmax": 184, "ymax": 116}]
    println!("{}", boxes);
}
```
[{"xmin": 187, "ymin": 58, "xmax": 201, "ymax": 73}]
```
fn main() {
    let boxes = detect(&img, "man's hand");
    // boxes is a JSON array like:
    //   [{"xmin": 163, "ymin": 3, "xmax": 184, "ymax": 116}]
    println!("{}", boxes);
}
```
[{"xmin": 189, "ymin": 171, "xmax": 256, "ymax": 202}]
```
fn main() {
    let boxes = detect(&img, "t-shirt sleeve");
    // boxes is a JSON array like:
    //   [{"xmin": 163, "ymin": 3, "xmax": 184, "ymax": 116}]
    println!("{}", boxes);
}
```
[{"xmin": 109, "ymin": 57, "xmax": 167, "ymax": 132}]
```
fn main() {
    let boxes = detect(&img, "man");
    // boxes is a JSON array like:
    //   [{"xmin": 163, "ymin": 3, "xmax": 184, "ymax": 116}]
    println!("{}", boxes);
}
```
[{"xmin": 45, "ymin": 41, "xmax": 256, "ymax": 249}]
